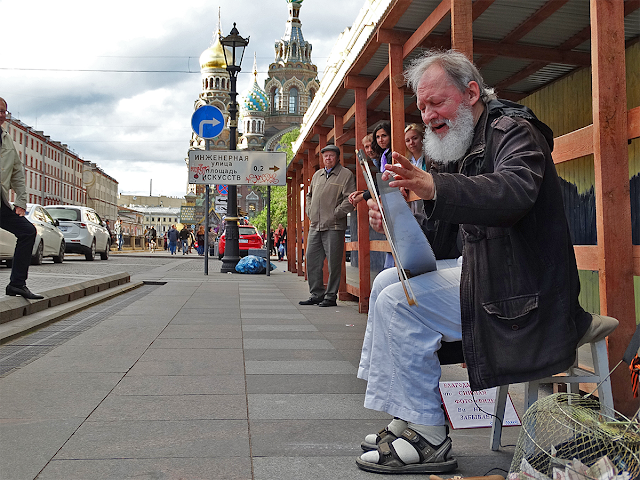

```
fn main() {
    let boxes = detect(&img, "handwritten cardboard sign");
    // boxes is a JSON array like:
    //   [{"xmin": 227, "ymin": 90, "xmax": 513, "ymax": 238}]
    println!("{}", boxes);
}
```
[{"xmin": 439, "ymin": 381, "xmax": 521, "ymax": 429}]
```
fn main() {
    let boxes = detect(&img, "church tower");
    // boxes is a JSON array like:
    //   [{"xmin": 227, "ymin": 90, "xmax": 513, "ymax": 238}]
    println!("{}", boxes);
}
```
[
  {"xmin": 239, "ymin": 54, "xmax": 269, "ymax": 151},
  {"xmin": 263, "ymin": 0, "xmax": 319, "ymax": 150}
]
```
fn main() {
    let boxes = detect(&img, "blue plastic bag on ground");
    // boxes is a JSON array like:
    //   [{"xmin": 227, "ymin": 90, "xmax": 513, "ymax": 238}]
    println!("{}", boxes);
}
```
[{"xmin": 235, "ymin": 255, "xmax": 276, "ymax": 274}]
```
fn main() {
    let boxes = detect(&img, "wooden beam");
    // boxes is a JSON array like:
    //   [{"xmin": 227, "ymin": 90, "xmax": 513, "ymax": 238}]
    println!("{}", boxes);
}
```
[
  {"xmin": 389, "ymin": 43, "xmax": 405, "ymax": 164},
  {"xmin": 403, "ymin": 0, "xmax": 451, "ymax": 57},
  {"xmin": 451, "ymin": 0, "xmax": 473, "ymax": 60},
  {"xmin": 354, "ymin": 86, "xmax": 370, "ymax": 312},
  {"xmin": 367, "ymin": 67, "xmax": 393, "ymax": 99},
  {"xmin": 296, "ymin": 167, "xmax": 304, "ymax": 276},
  {"xmin": 552, "ymin": 125, "xmax": 593, "ymax": 164},
  {"xmin": 590, "ymin": 0, "xmax": 637, "ymax": 416},
  {"xmin": 336, "ymin": 128, "xmax": 355, "ymax": 146},
  {"xmin": 312, "ymin": 126, "xmax": 331, "ymax": 136},
  {"xmin": 377, "ymin": 28, "xmax": 412, "ymax": 45},
  {"xmin": 344, "ymin": 76, "xmax": 374, "ymax": 89},
  {"xmin": 574, "ymin": 245, "xmax": 599, "ymax": 271},
  {"xmin": 473, "ymin": 38, "xmax": 591, "ymax": 66},
  {"xmin": 326, "ymin": 106, "xmax": 348, "ymax": 116},
  {"xmin": 343, "ymin": 104, "xmax": 356, "ymax": 125}
]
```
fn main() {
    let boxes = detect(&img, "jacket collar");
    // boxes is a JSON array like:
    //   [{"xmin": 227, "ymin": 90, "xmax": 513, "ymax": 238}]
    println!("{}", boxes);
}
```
[{"xmin": 324, "ymin": 162, "xmax": 343, "ymax": 177}]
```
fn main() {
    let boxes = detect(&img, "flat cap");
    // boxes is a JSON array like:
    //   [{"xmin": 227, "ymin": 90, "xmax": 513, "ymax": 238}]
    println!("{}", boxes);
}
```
[{"xmin": 320, "ymin": 145, "xmax": 340, "ymax": 155}]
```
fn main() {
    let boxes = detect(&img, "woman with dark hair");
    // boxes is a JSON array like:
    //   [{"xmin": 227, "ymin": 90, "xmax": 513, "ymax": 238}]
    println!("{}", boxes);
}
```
[{"xmin": 371, "ymin": 121, "xmax": 392, "ymax": 172}]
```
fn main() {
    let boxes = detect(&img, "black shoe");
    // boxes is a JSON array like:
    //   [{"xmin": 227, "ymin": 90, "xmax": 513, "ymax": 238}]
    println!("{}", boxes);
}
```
[
  {"xmin": 318, "ymin": 299, "xmax": 337, "ymax": 307},
  {"xmin": 299, "ymin": 297, "xmax": 323, "ymax": 306},
  {"xmin": 6, "ymin": 284, "xmax": 44, "ymax": 300}
]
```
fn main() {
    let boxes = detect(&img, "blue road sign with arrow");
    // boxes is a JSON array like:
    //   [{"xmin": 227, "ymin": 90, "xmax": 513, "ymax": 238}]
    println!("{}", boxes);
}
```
[{"xmin": 191, "ymin": 105, "xmax": 225, "ymax": 139}]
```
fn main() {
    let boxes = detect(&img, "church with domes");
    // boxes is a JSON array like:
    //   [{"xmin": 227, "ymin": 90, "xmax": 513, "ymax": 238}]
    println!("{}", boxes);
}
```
[{"xmin": 187, "ymin": 0, "xmax": 319, "ymax": 212}]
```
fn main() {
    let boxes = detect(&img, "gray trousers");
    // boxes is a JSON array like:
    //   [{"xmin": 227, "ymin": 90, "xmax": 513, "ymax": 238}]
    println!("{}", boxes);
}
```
[{"xmin": 306, "ymin": 229, "xmax": 345, "ymax": 302}]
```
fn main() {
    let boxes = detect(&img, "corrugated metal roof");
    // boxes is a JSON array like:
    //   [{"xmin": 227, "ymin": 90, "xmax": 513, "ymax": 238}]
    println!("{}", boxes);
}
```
[{"xmin": 293, "ymin": 0, "xmax": 639, "ymax": 159}]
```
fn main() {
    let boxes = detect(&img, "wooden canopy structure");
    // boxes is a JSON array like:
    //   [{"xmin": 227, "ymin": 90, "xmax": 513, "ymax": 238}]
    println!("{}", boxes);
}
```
[{"xmin": 285, "ymin": 0, "xmax": 640, "ymax": 415}]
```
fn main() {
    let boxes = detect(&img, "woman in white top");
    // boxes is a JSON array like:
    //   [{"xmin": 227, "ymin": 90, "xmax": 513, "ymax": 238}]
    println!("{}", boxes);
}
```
[{"xmin": 403, "ymin": 123, "xmax": 429, "ymax": 214}]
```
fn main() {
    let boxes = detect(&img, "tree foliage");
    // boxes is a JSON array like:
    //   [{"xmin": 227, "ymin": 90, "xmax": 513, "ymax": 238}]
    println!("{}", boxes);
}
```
[
  {"xmin": 248, "ymin": 128, "xmax": 300, "ymax": 232},
  {"xmin": 250, "ymin": 186, "xmax": 287, "ymax": 233}
]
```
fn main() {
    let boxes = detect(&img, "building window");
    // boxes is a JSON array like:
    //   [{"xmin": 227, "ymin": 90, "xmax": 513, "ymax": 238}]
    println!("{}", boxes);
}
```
[
  {"xmin": 270, "ymin": 87, "xmax": 279, "ymax": 114},
  {"xmin": 288, "ymin": 87, "xmax": 298, "ymax": 114}
]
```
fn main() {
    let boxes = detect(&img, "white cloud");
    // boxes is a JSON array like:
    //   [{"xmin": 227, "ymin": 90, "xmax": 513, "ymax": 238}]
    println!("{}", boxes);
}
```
[{"xmin": 3, "ymin": 0, "xmax": 364, "ymax": 197}]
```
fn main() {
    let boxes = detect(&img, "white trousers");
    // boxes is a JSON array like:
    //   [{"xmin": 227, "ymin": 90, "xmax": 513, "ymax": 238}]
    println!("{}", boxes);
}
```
[{"xmin": 357, "ymin": 258, "xmax": 462, "ymax": 425}]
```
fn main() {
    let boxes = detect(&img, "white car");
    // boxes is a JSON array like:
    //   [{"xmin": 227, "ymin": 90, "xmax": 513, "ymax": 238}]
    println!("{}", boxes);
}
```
[
  {"xmin": 0, "ymin": 203, "xmax": 66, "ymax": 264},
  {"xmin": 46, "ymin": 205, "xmax": 110, "ymax": 261}
]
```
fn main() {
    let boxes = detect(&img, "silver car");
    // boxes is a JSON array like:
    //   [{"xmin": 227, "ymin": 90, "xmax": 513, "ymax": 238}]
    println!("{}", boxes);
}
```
[
  {"xmin": 0, "ymin": 203, "xmax": 66, "ymax": 265},
  {"xmin": 46, "ymin": 206, "xmax": 110, "ymax": 261}
]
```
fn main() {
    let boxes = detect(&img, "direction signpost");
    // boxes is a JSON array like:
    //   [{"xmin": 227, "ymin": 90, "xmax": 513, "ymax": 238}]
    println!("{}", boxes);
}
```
[
  {"xmin": 188, "ymin": 150, "xmax": 287, "ymax": 186},
  {"xmin": 190, "ymin": 105, "xmax": 226, "ymax": 276}
]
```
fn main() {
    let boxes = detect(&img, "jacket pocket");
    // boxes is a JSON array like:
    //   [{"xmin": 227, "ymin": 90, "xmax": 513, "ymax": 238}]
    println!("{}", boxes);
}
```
[{"xmin": 482, "ymin": 293, "xmax": 539, "ymax": 323}]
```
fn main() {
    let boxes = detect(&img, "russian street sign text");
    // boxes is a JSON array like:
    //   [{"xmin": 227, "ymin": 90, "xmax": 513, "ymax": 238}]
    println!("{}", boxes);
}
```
[{"xmin": 188, "ymin": 150, "xmax": 287, "ymax": 186}]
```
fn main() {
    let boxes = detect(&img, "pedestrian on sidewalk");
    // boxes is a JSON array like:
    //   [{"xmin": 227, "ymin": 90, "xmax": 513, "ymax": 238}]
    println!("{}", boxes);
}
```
[
  {"xmin": 0, "ymin": 97, "xmax": 43, "ymax": 300},
  {"xmin": 167, "ymin": 225, "xmax": 179, "ymax": 255},
  {"xmin": 299, "ymin": 145, "xmax": 355, "ymax": 308},
  {"xmin": 179, "ymin": 227, "xmax": 189, "ymax": 255},
  {"xmin": 196, "ymin": 225, "xmax": 205, "ymax": 256}
]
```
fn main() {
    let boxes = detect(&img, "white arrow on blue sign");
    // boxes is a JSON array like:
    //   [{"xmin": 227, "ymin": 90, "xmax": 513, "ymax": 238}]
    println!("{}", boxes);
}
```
[{"xmin": 191, "ymin": 105, "xmax": 225, "ymax": 139}]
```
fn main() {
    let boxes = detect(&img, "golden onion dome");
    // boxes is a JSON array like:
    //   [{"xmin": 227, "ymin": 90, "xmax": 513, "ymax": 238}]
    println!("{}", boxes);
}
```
[{"xmin": 199, "ymin": 34, "xmax": 229, "ymax": 70}]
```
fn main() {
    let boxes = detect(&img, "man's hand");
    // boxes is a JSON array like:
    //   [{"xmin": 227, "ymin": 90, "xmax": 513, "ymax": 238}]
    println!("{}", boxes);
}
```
[
  {"xmin": 348, "ymin": 190, "xmax": 365, "ymax": 206},
  {"xmin": 383, "ymin": 151, "xmax": 436, "ymax": 201},
  {"xmin": 367, "ymin": 198, "xmax": 385, "ymax": 234},
  {"xmin": 14, "ymin": 206, "xmax": 26, "ymax": 217}
]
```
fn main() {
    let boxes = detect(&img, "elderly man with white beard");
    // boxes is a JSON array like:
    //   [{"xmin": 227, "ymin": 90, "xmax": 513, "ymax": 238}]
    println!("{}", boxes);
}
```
[{"xmin": 355, "ymin": 50, "xmax": 615, "ymax": 475}]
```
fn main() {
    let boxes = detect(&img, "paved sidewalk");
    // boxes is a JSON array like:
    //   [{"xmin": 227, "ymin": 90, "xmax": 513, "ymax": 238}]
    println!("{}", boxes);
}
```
[{"xmin": 0, "ymin": 258, "xmax": 520, "ymax": 480}]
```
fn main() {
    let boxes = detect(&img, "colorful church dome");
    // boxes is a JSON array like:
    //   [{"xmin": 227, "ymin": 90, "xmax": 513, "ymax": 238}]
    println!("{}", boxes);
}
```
[{"xmin": 241, "ymin": 54, "xmax": 269, "ymax": 114}]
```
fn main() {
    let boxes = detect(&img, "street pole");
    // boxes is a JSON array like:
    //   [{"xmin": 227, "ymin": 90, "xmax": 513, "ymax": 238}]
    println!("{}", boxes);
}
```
[
  {"xmin": 220, "ymin": 23, "xmax": 248, "ymax": 274},
  {"xmin": 266, "ymin": 185, "xmax": 271, "ymax": 277},
  {"xmin": 204, "ymin": 140, "xmax": 210, "ymax": 275}
]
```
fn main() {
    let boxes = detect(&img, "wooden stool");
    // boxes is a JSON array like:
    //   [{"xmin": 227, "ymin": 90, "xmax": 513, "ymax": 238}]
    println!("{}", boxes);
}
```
[{"xmin": 490, "ymin": 315, "xmax": 618, "ymax": 451}]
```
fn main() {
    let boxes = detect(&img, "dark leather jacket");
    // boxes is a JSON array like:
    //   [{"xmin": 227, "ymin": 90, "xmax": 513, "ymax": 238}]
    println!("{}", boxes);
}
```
[{"xmin": 426, "ymin": 99, "xmax": 592, "ymax": 391}]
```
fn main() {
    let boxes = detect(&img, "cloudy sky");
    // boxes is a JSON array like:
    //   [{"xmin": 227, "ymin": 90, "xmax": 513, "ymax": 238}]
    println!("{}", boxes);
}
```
[{"xmin": 2, "ymin": 0, "xmax": 364, "ymax": 198}]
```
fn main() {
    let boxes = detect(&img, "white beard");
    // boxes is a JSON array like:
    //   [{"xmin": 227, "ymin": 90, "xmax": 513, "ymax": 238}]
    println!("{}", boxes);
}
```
[{"xmin": 423, "ymin": 103, "xmax": 475, "ymax": 164}]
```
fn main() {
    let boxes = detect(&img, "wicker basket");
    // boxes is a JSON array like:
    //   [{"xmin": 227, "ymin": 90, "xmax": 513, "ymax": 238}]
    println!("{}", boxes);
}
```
[{"xmin": 509, "ymin": 393, "xmax": 640, "ymax": 478}]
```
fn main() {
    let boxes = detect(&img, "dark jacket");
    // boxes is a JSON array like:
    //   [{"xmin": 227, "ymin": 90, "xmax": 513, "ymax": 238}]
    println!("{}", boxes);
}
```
[
  {"xmin": 426, "ymin": 99, "xmax": 591, "ymax": 391},
  {"xmin": 168, "ymin": 228, "xmax": 179, "ymax": 242}
]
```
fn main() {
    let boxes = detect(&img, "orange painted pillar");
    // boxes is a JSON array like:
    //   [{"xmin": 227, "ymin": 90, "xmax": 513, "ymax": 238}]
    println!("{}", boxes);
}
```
[
  {"xmin": 355, "ymin": 86, "xmax": 371, "ymax": 313},
  {"xmin": 287, "ymin": 173, "xmax": 296, "ymax": 273},
  {"xmin": 304, "ymin": 150, "xmax": 314, "ymax": 279},
  {"xmin": 296, "ymin": 166, "xmax": 304, "ymax": 277},
  {"xmin": 389, "ymin": 43, "xmax": 405, "ymax": 157},
  {"xmin": 451, "ymin": 0, "xmax": 473, "ymax": 60},
  {"xmin": 590, "ymin": 0, "xmax": 637, "ymax": 416}
]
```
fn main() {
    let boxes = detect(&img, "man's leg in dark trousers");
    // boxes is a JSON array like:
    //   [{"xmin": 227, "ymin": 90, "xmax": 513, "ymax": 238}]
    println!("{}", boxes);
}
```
[
  {"xmin": 305, "ymin": 229, "xmax": 326, "ymax": 301},
  {"xmin": 0, "ymin": 202, "xmax": 36, "ymax": 287},
  {"xmin": 322, "ymin": 230, "xmax": 345, "ymax": 303}
]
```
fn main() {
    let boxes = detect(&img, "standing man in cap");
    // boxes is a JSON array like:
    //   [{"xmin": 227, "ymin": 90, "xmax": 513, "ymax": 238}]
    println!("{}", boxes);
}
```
[
  {"xmin": 300, "ymin": 144, "xmax": 356, "ymax": 307},
  {"xmin": 0, "ymin": 97, "xmax": 43, "ymax": 299}
]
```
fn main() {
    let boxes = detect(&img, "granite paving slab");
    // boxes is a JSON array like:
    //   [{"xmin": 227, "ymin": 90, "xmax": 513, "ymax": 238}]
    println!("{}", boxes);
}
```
[
  {"xmin": 244, "ymin": 360, "xmax": 357, "ymax": 375},
  {"xmin": 248, "ymin": 393, "xmax": 389, "ymax": 420},
  {"xmin": 112, "ymin": 374, "xmax": 246, "ymax": 396},
  {"xmin": 54, "ymin": 419, "xmax": 250, "ymax": 459},
  {"xmin": 38, "ymin": 457, "xmax": 253, "ymax": 480},
  {"xmin": 246, "ymin": 374, "xmax": 367, "ymax": 394},
  {"xmin": 88, "ymin": 394, "xmax": 247, "ymax": 421},
  {"xmin": 243, "ymin": 339, "xmax": 334, "ymax": 349}
]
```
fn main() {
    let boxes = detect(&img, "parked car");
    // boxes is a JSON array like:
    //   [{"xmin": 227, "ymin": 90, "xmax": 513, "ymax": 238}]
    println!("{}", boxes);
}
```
[
  {"xmin": 0, "ymin": 203, "xmax": 66, "ymax": 264},
  {"xmin": 217, "ymin": 224, "xmax": 263, "ymax": 260},
  {"xmin": 46, "ymin": 205, "xmax": 110, "ymax": 261}
]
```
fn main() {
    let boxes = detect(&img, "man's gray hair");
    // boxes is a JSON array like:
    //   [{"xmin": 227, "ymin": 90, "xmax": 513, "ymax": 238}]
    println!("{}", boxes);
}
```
[{"xmin": 404, "ymin": 49, "xmax": 496, "ymax": 103}]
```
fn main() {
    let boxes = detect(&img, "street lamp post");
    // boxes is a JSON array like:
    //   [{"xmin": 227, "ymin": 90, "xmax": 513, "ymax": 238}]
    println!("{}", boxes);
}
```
[{"xmin": 220, "ymin": 23, "xmax": 249, "ymax": 273}]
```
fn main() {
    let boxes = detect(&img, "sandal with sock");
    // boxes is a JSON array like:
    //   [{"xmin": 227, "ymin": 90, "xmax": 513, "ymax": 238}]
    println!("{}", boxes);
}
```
[
  {"xmin": 361, "ymin": 426, "xmax": 399, "ymax": 451},
  {"xmin": 356, "ymin": 427, "xmax": 457, "ymax": 474}
]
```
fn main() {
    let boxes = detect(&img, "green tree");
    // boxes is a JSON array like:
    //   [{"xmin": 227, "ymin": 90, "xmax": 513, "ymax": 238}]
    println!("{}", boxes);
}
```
[
  {"xmin": 249, "ymin": 128, "xmax": 300, "ymax": 232},
  {"xmin": 250, "ymin": 185, "xmax": 287, "ymax": 233}
]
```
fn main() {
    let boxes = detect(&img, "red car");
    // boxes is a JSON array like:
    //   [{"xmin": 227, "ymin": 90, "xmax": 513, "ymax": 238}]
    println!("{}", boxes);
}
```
[{"xmin": 217, "ymin": 224, "xmax": 263, "ymax": 259}]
